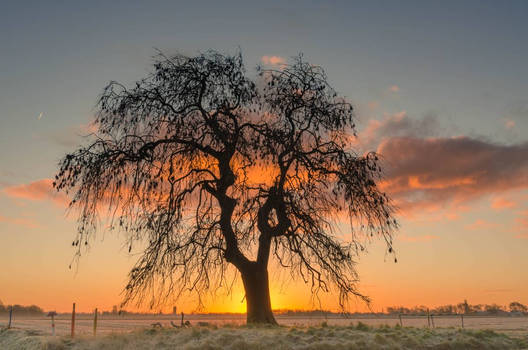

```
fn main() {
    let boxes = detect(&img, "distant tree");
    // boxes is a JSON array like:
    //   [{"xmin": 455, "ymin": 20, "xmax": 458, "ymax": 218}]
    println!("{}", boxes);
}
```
[
  {"xmin": 509, "ymin": 301, "xmax": 527, "ymax": 313},
  {"xmin": 26, "ymin": 305, "xmax": 44, "ymax": 315},
  {"xmin": 484, "ymin": 304, "xmax": 502, "ymax": 315},
  {"xmin": 9, "ymin": 304, "xmax": 44, "ymax": 316},
  {"xmin": 55, "ymin": 50, "xmax": 397, "ymax": 324},
  {"xmin": 472, "ymin": 304, "xmax": 485, "ymax": 313},
  {"xmin": 456, "ymin": 299, "xmax": 470, "ymax": 314}
]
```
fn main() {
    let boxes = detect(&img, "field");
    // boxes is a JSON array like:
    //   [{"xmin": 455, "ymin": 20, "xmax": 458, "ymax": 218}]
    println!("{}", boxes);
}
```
[
  {"xmin": 1, "ymin": 316, "xmax": 528, "ymax": 349},
  {"xmin": 2, "ymin": 314, "xmax": 528, "ymax": 336}
]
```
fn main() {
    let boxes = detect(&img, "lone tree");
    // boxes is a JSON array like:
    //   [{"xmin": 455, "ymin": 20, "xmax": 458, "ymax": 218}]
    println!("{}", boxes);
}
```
[{"xmin": 55, "ymin": 51, "xmax": 397, "ymax": 324}]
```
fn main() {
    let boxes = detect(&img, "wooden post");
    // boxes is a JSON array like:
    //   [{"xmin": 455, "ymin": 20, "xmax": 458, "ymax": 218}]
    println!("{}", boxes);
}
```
[
  {"xmin": 431, "ymin": 314, "xmax": 435, "ymax": 328},
  {"xmin": 93, "ymin": 308, "xmax": 98, "ymax": 336},
  {"xmin": 51, "ymin": 314, "xmax": 55, "ymax": 336},
  {"xmin": 427, "ymin": 309, "xmax": 431, "ymax": 328},
  {"xmin": 181, "ymin": 312, "xmax": 184, "ymax": 326},
  {"xmin": 398, "ymin": 314, "xmax": 403, "ymax": 327},
  {"xmin": 7, "ymin": 306, "xmax": 13, "ymax": 329},
  {"xmin": 71, "ymin": 303, "xmax": 76, "ymax": 338},
  {"xmin": 461, "ymin": 314, "xmax": 464, "ymax": 329}
]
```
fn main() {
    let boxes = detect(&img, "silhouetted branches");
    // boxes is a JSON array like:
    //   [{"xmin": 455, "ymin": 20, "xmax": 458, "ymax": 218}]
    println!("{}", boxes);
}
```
[{"xmin": 55, "ymin": 50, "xmax": 397, "ymax": 312}]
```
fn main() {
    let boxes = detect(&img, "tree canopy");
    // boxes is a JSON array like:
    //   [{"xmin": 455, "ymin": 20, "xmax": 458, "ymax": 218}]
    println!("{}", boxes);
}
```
[{"xmin": 55, "ymin": 50, "xmax": 397, "ymax": 323}]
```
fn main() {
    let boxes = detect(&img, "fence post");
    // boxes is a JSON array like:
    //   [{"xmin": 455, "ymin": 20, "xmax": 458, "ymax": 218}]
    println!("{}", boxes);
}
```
[
  {"xmin": 71, "ymin": 303, "xmax": 76, "ymax": 338},
  {"xmin": 427, "ymin": 309, "xmax": 431, "ymax": 328},
  {"xmin": 93, "ymin": 308, "xmax": 98, "ymax": 336},
  {"xmin": 181, "ymin": 312, "xmax": 184, "ymax": 326},
  {"xmin": 7, "ymin": 306, "xmax": 13, "ymax": 329},
  {"xmin": 461, "ymin": 314, "xmax": 464, "ymax": 329},
  {"xmin": 51, "ymin": 314, "xmax": 55, "ymax": 336},
  {"xmin": 398, "ymin": 314, "xmax": 403, "ymax": 327},
  {"xmin": 431, "ymin": 314, "xmax": 435, "ymax": 328}
]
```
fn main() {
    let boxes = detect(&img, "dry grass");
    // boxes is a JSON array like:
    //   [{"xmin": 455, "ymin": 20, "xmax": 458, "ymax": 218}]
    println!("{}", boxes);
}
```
[{"xmin": 2, "ymin": 323, "xmax": 527, "ymax": 349}]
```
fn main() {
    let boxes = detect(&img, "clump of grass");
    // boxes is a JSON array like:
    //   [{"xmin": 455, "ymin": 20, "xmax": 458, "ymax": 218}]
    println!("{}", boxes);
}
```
[{"xmin": 355, "ymin": 321, "xmax": 370, "ymax": 331}]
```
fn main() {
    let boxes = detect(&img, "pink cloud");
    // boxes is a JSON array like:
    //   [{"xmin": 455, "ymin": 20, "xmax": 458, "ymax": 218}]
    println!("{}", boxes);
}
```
[
  {"xmin": 465, "ymin": 219, "xmax": 497, "ymax": 231},
  {"xmin": 0, "ymin": 214, "xmax": 40, "ymax": 229},
  {"xmin": 261, "ymin": 55, "xmax": 286, "ymax": 66},
  {"xmin": 398, "ymin": 234, "xmax": 438, "ymax": 242},
  {"xmin": 355, "ymin": 113, "xmax": 528, "ymax": 217},
  {"xmin": 3, "ymin": 179, "xmax": 69, "ymax": 206},
  {"xmin": 514, "ymin": 210, "xmax": 528, "ymax": 229},
  {"xmin": 389, "ymin": 85, "xmax": 400, "ymax": 93},
  {"xmin": 514, "ymin": 211, "xmax": 528, "ymax": 238},
  {"xmin": 504, "ymin": 118, "xmax": 516, "ymax": 130},
  {"xmin": 491, "ymin": 197, "xmax": 516, "ymax": 210},
  {"xmin": 377, "ymin": 136, "xmax": 528, "ymax": 213}
]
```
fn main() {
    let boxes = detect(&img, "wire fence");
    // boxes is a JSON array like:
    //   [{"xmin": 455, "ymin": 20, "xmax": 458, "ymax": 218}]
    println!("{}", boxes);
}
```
[{"xmin": 2, "ymin": 308, "xmax": 528, "ymax": 337}]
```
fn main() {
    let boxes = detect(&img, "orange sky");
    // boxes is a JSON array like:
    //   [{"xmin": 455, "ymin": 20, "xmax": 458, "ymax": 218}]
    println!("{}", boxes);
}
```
[
  {"xmin": 1, "ymin": 184, "xmax": 527, "ymax": 313},
  {"xmin": 1, "ymin": 113, "xmax": 528, "ymax": 314}
]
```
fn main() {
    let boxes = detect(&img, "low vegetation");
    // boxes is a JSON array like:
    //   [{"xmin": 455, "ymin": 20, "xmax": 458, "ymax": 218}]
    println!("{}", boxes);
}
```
[
  {"xmin": 387, "ymin": 300, "xmax": 528, "ymax": 316},
  {"xmin": 0, "ymin": 301, "xmax": 44, "ymax": 316},
  {"xmin": 1, "ymin": 323, "xmax": 527, "ymax": 350}
]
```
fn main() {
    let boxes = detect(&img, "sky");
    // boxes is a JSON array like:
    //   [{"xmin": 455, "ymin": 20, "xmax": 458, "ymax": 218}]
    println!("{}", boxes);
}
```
[{"xmin": 0, "ymin": 0, "xmax": 527, "ymax": 313}]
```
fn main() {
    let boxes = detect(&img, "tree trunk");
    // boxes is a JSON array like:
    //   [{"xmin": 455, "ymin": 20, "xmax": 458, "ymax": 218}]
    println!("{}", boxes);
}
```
[{"xmin": 240, "ymin": 262, "xmax": 277, "ymax": 325}]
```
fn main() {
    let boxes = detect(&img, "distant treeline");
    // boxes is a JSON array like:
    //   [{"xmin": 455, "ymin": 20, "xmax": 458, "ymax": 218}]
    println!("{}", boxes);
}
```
[
  {"xmin": 0, "ymin": 300, "xmax": 44, "ymax": 316},
  {"xmin": 386, "ymin": 300, "xmax": 528, "ymax": 316},
  {"xmin": 273, "ymin": 309, "xmax": 333, "ymax": 316},
  {"xmin": 2, "ymin": 300, "xmax": 527, "ymax": 317},
  {"xmin": 272, "ymin": 302, "xmax": 528, "ymax": 316}
]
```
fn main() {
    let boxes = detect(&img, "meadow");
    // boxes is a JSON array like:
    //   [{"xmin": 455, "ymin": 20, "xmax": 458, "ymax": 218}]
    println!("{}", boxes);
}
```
[
  {"xmin": 2, "ymin": 322, "xmax": 528, "ymax": 350},
  {"xmin": 3, "ymin": 313, "xmax": 528, "ymax": 335}
]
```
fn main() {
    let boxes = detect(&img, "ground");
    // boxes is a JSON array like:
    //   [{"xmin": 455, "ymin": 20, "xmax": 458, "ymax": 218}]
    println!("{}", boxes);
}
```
[{"xmin": 1, "ymin": 323, "xmax": 527, "ymax": 350}]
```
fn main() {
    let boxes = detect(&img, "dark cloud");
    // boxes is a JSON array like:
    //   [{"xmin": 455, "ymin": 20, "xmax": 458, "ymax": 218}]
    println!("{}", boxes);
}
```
[
  {"xmin": 378, "ymin": 136, "xmax": 528, "ymax": 211},
  {"xmin": 355, "ymin": 111, "xmax": 528, "ymax": 213},
  {"xmin": 356, "ymin": 111, "xmax": 442, "ymax": 152}
]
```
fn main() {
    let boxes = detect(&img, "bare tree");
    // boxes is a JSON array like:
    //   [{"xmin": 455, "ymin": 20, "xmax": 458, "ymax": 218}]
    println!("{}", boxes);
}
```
[{"xmin": 55, "ymin": 50, "xmax": 397, "ymax": 324}]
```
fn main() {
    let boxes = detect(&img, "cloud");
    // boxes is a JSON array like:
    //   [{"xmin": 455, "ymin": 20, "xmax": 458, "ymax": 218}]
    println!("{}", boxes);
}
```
[
  {"xmin": 377, "ymin": 136, "xmax": 528, "ymax": 212},
  {"xmin": 503, "ymin": 118, "xmax": 516, "ymax": 130},
  {"xmin": 388, "ymin": 85, "xmax": 400, "ymax": 93},
  {"xmin": 465, "ymin": 219, "xmax": 497, "ymax": 231},
  {"xmin": 3, "ymin": 179, "xmax": 69, "ymax": 206},
  {"xmin": 356, "ymin": 111, "xmax": 440, "ymax": 152},
  {"xmin": 261, "ymin": 55, "xmax": 286, "ymax": 66},
  {"xmin": 513, "ymin": 210, "xmax": 528, "ymax": 238},
  {"xmin": 0, "ymin": 215, "xmax": 40, "ymax": 229},
  {"xmin": 355, "ymin": 113, "xmax": 528, "ymax": 215},
  {"xmin": 491, "ymin": 197, "xmax": 516, "ymax": 210},
  {"xmin": 398, "ymin": 234, "xmax": 438, "ymax": 242}
]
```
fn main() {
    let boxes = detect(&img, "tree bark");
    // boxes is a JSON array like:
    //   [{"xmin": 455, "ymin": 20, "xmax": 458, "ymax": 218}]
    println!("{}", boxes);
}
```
[{"xmin": 240, "ymin": 262, "xmax": 277, "ymax": 325}]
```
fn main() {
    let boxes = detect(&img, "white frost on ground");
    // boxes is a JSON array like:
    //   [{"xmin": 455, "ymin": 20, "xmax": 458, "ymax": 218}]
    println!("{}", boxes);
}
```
[{"xmin": 1, "ymin": 323, "xmax": 527, "ymax": 350}]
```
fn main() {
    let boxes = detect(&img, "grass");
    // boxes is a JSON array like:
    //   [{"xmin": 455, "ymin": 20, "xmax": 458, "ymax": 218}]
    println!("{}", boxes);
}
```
[{"xmin": 1, "ymin": 323, "xmax": 527, "ymax": 349}]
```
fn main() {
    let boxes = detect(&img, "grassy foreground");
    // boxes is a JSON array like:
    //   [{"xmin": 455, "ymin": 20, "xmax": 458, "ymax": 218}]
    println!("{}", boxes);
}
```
[{"xmin": 1, "ymin": 323, "xmax": 527, "ymax": 350}]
